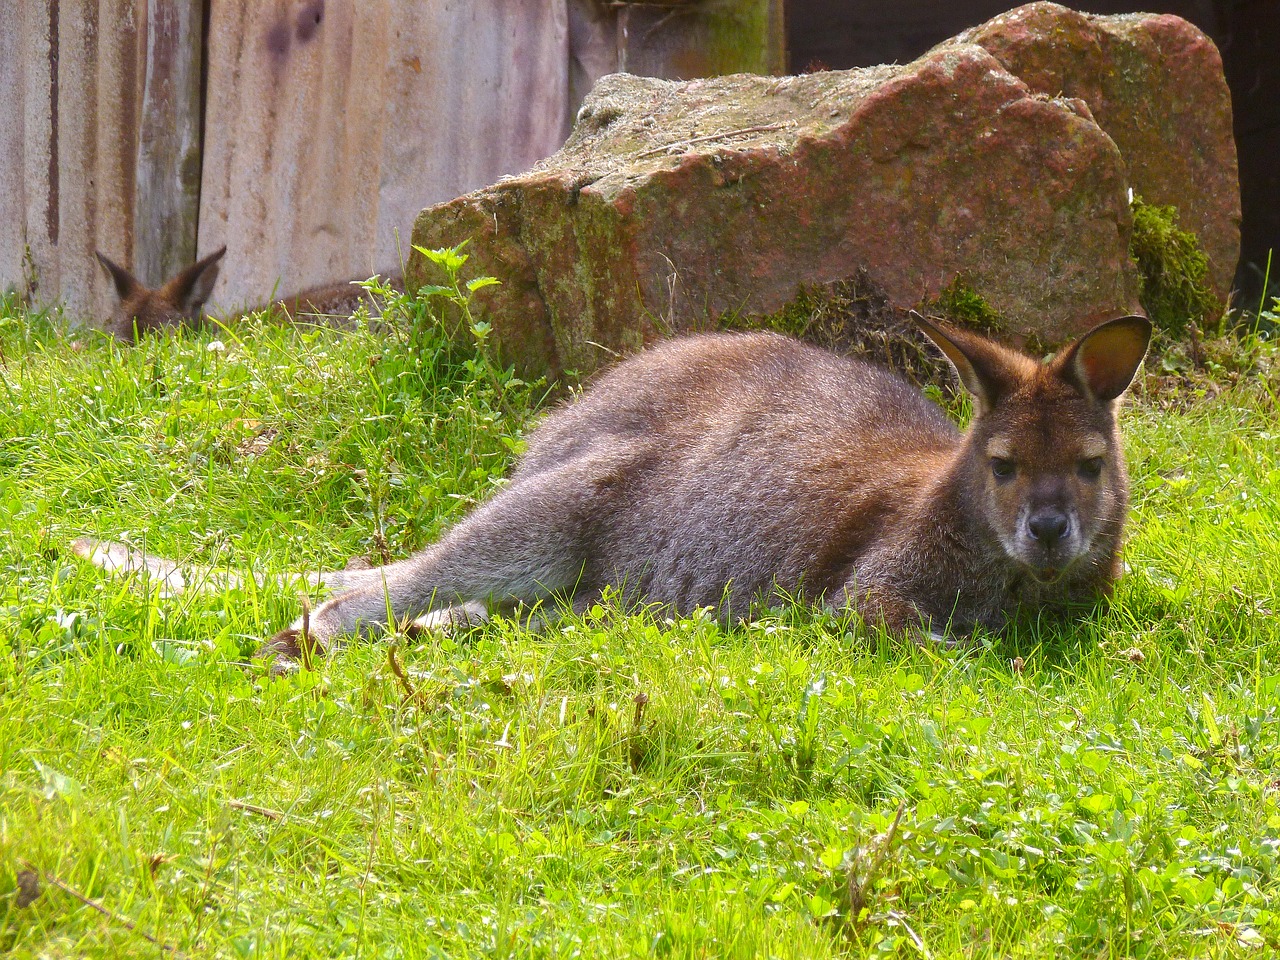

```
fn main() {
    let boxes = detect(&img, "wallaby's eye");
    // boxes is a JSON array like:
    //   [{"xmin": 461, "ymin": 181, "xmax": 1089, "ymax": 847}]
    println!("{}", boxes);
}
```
[
  {"xmin": 991, "ymin": 457, "xmax": 1015, "ymax": 480},
  {"xmin": 1079, "ymin": 457, "xmax": 1105, "ymax": 479}
]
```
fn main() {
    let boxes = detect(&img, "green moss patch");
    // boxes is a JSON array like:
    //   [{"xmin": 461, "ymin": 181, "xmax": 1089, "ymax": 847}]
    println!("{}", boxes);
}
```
[
  {"xmin": 924, "ymin": 275, "xmax": 1005, "ymax": 338},
  {"xmin": 1129, "ymin": 195, "xmax": 1222, "ymax": 337}
]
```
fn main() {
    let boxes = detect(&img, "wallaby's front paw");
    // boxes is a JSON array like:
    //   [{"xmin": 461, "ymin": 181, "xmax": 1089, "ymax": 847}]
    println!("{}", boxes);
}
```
[{"xmin": 259, "ymin": 628, "xmax": 327, "ymax": 675}]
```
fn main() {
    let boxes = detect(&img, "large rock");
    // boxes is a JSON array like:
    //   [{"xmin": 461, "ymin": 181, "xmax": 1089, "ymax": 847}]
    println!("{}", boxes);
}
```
[
  {"xmin": 949, "ymin": 2, "xmax": 1239, "ymax": 303},
  {"xmin": 408, "ymin": 4, "xmax": 1238, "ymax": 379}
]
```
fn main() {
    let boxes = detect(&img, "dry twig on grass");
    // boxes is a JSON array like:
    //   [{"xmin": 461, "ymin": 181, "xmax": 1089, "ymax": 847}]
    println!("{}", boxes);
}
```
[
  {"xmin": 227, "ymin": 799, "xmax": 285, "ymax": 820},
  {"xmin": 18, "ymin": 858, "xmax": 187, "ymax": 956}
]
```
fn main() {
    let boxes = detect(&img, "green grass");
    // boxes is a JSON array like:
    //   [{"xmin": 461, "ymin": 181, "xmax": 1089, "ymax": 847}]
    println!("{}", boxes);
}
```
[{"xmin": 2, "ymin": 298, "xmax": 1280, "ymax": 958}]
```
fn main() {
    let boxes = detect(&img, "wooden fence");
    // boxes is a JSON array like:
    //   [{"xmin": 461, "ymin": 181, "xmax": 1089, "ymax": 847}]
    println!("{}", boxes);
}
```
[{"xmin": 0, "ymin": 0, "xmax": 783, "ymax": 324}]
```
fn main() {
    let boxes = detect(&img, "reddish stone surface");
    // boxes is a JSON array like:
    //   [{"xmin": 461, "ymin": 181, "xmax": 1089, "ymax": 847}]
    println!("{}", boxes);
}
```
[
  {"xmin": 951, "ymin": 2, "xmax": 1240, "ymax": 303},
  {"xmin": 409, "ymin": 5, "xmax": 1237, "ymax": 378}
]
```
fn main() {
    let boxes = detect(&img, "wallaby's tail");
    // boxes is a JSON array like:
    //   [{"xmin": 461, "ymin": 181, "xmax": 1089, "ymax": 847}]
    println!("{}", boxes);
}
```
[{"xmin": 70, "ymin": 537, "xmax": 368, "ymax": 597}]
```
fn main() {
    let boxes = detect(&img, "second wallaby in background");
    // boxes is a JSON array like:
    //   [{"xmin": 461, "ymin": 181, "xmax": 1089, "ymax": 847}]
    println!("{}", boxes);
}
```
[
  {"xmin": 95, "ymin": 247, "xmax": 228, "ymax": 340},
  {"xmin": 76, "ymin": 313, "xmax": 1151, "ymax": 668},
  {"xmin": 94, "ymin": 248, "xmax": 400, "ymax": 341}
]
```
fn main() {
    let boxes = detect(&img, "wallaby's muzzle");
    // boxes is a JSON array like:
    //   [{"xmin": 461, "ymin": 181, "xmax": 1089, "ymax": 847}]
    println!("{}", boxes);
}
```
[
  {"xmin": 1027, "ymin": 508, "xmax": 1071, "ymax": 548},
  {"xmin": 1013, "ymin": 501, "xmax": 1083, "ymax": 582}
]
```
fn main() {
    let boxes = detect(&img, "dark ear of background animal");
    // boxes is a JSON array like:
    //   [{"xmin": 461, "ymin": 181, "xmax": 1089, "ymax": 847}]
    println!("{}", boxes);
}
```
[
  {"xmin": 1058, "ymin": 315, "xmax": 1152, "ymax": 403},
  {"xmin": 164, "ymin": 246, "xmax": 227, "ymax": 314},
  {"xmin": 95, "ymin": 251, "xmax": 143, "ymax": 302}
]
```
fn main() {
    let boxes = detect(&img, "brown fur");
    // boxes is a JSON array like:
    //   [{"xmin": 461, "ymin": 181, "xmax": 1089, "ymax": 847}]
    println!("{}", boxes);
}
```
[
  {"xmin": 271, "ymin": 277, "xmax": 405, "ymax": 327},
  {"xmin": 74, "ymin": 314, "xmax": 1151, "ymax": 670},
  {"xmin": 96, "ymin": 247, "xmax": 227, "ymax": 340},
  {"xmin": 94, "ymin": 248, "xmax": 401, "ymax": 341}
]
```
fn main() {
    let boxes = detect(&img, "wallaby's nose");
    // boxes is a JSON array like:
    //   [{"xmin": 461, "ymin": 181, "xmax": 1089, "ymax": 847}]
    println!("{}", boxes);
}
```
[{"xmin": 1028, "ymin": 510, "xmax": 1070, "ymax": 548}]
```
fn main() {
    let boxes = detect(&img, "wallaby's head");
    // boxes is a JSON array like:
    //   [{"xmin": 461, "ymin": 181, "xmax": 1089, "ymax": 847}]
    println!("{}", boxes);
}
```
[
  {"xmin": 95, "ymin": 246, "xmax": 226, "ymax": 341},
  {"xmin": 917, "ymin": 314, "xmax": 1152, "ymax": 585}
]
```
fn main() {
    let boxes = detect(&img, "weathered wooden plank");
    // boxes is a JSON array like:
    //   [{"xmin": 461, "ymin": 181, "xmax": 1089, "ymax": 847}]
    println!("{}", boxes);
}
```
[
  {"xmin": 0, "ymin": 4, "xmax": 56, "ymax": 304},
  {"xmin": 92, "ymin": 0, "xmax": 145, "ymax": 277},
  {"xmin": 134, "ymin": 0, "xmax": 203, "ymax": 288},
  {"xmin": 54, "ymin": 0, "xmax": 104, "ymax": 318},
  {"xmin": 0, "ymin": 5, "xmax": 28, "ymax": 295},
  {"xmin": 0, "ymin": 0, "xmax": 145, "ymax": 322},
  {"xmin": 199, "ymin": 0, "xmax": 571, "ymax": 311}
]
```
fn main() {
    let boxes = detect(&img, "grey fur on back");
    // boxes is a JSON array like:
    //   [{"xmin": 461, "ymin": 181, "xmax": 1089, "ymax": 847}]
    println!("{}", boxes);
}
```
[{"xmin": 519, "ymin": 332, "xmax": 958, "ymax": 612}]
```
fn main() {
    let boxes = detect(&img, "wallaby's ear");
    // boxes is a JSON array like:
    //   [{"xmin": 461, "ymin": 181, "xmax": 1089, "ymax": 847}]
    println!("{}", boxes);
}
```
[
  {"xmin": 1055, "ymin": 315, "xmax": 1152, "ymax": 403},
  {"xmin": 95, "ymin": 251, "xmax": 143, "ymax": 302},
  {"xmin": 912, "ymin": 312, "xmax": 1037, "ymax": 415},
  {"xmin": 162, "ymin": 245, "xmax": 226, "ymax": 314}
]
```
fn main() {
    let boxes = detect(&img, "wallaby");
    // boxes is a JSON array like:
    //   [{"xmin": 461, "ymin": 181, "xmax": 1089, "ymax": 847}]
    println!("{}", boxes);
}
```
[
  {"xmin": 94, "ymin": 248, "xmax": 401, "ymax": 341},
  {"xmin": 74, "ymin": 313, "xmax": 1151, "ymax": 669},
  {"xmin": 96, "ymin": 247, "xmax": 227, "ymax": 340}
]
